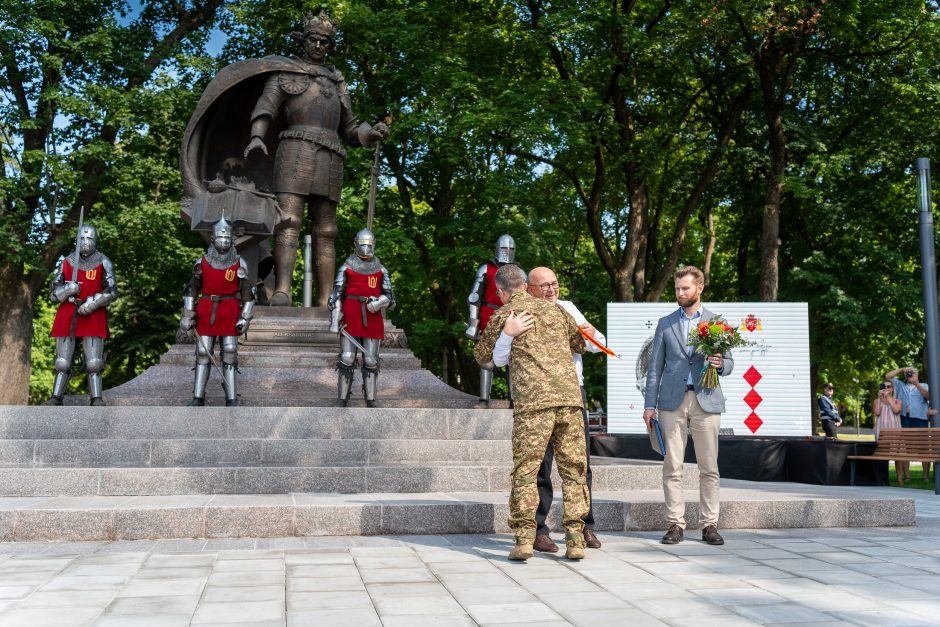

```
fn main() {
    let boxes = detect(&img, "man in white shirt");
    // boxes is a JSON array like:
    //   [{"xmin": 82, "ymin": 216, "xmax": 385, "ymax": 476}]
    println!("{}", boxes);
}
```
[{"xmin": 493, "ymin": 266, "xmax": 606, "ymax": 551}]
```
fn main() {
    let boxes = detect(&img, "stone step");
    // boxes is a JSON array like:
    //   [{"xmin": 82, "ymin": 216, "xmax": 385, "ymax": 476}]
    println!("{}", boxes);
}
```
[
  {"xmin": 0, "ymin": 438, "xmax": 515, "ymax": 467},
  {"xmin": 0, "ymin": 407, "xmax": 513, "ymax": 440},
  {"xmin": 0, "ymin": 459, "xmax": 678, "ymax": 496},
  {"xmin": 0, "ymin": 487, "xmax": 915, "ymax": 542},
  {"xmin": 159, "ymin": 345, "xmax": 424, "ymax": 369},
  {"xmin": 97, "ymin": 366, "xmax": 492, "ymax": 408}
]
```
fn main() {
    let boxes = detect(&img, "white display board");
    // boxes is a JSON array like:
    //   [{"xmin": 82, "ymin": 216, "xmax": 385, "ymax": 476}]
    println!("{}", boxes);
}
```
[{"xmin": 607, "ymin": 303, "xmax": 811, "ymax": 436}]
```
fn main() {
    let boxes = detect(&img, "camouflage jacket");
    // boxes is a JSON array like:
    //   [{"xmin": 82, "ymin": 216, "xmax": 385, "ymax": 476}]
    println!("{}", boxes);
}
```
[{"xmin": 474, "ymin": 290, "xmax": 584, "ymax": 413}]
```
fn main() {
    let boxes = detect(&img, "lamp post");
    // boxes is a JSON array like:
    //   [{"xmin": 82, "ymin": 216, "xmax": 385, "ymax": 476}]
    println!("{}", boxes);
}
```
[{"xmin": 913, "ymin": 158, "xmax": 940, "ymax": 494}]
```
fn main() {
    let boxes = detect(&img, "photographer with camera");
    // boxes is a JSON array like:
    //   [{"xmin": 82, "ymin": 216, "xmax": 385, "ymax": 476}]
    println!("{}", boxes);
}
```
[
  {"xmin": 873, "ymin": 380, "xmax": 905, "ymax": 484},
  {"xmin": 886, "ymin": 366, "xmax": 936, "ymax": 480}
]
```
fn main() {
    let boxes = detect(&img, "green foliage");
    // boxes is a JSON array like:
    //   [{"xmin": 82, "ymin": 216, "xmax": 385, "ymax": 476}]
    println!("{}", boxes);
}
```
[{"xmin": 5, "ymin": 0, "xmax": 940, "ymax": 413}]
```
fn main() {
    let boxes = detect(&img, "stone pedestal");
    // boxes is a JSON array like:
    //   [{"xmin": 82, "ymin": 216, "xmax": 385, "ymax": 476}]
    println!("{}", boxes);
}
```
[{"xmin": 94, "ymin": 306, "xmax": 492, "ymax": 408}]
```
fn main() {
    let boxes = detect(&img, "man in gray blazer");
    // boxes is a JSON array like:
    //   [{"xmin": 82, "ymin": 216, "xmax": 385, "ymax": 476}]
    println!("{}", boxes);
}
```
[{"xmin": 643, "ymin": 265, "xmax": 734, "ymax": 546}]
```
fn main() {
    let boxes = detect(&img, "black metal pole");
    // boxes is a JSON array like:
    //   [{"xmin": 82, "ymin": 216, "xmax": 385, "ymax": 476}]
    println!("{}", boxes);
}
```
[{"xmin": 914, "ymin": 158, "xmax": 940, "ymax": 495}]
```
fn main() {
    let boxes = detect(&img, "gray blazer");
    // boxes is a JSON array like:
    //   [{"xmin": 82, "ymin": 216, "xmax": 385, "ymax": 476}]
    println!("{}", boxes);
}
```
[{"xmin": 643, "ymin": 307, "xmax": 735, "ymax": 414}]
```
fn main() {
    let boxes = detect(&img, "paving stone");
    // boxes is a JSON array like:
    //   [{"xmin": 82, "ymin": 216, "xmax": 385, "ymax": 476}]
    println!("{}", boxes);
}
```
[
  {"xmin": 105, "ymin": 594, "xmax": 201, "ymax": 615},
  {"xmin": 202, "ymin": 585, "xmax": 284, "ymax": 603},
  {"xmin": 0, "ymin": 606, "xmax": 104, "ymax": 627},
  {"xmin": 464, "ymin": 601, "xmax": 564, "ymax": 624},
  {"xmin": 206, "ymin": 571, "xmax": 285, "ymax": 588},
  {"xmin": 190, "ymin": 599, "xmax": 285, "ymax": 624},
  {"xmin": 728, "ymin": 602, "xmax": 838, "ymax": 623},
  {"xmin": 561, "ymin": 608, "xmax": 668, "ymax": 627},
  {"xmin": 286, "ymin": 608, "xmax": 382, "ymax": 627},
  {"xmin": 118, "ymin": 578, "xmax": 206, "ymax": 597},
  {"xmin": 94, "ymin": 615, "xmax": 192, "ymax": 627},
  {"xmin": 287, "ymin": 590, "xmax": 374, "ymax": 611}
]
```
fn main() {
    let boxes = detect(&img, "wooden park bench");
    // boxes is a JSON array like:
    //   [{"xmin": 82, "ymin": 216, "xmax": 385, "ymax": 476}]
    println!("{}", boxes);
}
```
[{"xmin": 847, "ymin": 428, "xmax": 940, "ymax": 485}]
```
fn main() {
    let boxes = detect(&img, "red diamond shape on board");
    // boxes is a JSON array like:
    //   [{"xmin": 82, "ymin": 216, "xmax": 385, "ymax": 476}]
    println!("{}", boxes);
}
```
[
  {"xmin": 743, "ymin": 366, "xmax": 762, "ymax": 387},
  {"xmin": 744, "ymin": 412, "xmax": 763, "ymax": 433},
  {"xmin": 744, "ymin": 389, "xmax": 763, "ymax": 410}
]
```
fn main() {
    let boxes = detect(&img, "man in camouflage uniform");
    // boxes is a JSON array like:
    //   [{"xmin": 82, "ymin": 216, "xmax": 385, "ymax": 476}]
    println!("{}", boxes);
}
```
[{"xmin": 474, "ymin": 264, "xmax": 589, "ymax": 561}]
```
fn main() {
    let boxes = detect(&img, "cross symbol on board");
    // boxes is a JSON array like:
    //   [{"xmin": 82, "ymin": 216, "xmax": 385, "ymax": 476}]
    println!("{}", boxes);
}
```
[{"xmin": 645, "ymin": 320, "xmax": 652, "ymax": 329}]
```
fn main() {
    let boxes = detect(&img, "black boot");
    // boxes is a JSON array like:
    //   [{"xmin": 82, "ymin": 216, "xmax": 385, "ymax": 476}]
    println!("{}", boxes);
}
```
[
  {"xmin": 45, "ymin": 395, "xmax": 64, "ymax": 406},
  {"xmin": 225, "ymin": 398, "xmax": 238, "ymax": 407},
  {"xmin": 90, "ymin": 397, "xmax": 106, "ymax": 407},
  {"xmin": 188, "ymin": 397, "xmax": 205, "ymax": 407}
]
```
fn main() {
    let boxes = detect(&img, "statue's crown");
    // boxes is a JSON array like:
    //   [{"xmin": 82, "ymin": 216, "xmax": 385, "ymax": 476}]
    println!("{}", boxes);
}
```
[{"xmin": 303, "ymin": 10, "xmax": 337, "ymax": 39}]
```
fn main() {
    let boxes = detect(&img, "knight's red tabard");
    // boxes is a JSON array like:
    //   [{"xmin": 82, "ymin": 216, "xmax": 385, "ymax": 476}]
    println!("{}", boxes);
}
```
[
  {"xmin": 479, "ymin": 261, "xmax": 502, "ymax": 332},
  {"xmin": 51, "ymin": 260, "xmax": 108, "ymax": 338},
  {"xmin": 342, "ymin": 268, "xmax": 385, "ymax": 340},
  {"xmin": 195, "ymin": 257, "xmax": 241, "ymax": 336}
]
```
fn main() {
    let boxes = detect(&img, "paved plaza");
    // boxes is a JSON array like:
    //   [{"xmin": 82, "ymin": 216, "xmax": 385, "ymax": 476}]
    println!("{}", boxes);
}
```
[{"xmin": 0, "ymin": 481, "xmax": 936, "ymax": 626}]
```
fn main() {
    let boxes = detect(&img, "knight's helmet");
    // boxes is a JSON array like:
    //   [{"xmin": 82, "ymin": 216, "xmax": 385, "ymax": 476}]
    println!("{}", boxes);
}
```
[
  {"xmin": 494, "ymin": 234, "xmax": 515, "ymax": 265},
  {"xmin": 355, "ymin": 228, "xmax": 376, "ymax": 260},
  {"xmin": 78, "ymin": 225, "xmax": 98, "ymax": 257},
  {"xmin": 212, "ymin": 215, "xmax": 234, "ymax": 253}
]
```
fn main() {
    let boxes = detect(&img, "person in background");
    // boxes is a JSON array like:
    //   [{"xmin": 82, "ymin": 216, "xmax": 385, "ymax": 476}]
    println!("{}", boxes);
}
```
[
  {"xmin": 886, "ymin": 366, "xmax": 934, "ymax": 481},
  {"xmin": 873, "ymin": 380, "xmax": 905, "ymax": 485},
  {"xmin": 817, "ymin": 383, "xmax": 842, "ymax": 439}
]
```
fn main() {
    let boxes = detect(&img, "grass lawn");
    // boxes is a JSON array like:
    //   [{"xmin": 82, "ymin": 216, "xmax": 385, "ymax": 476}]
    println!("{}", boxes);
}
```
[{"xmin": 887, "ymin": 462, "xmax": 936, "ymax": 490}]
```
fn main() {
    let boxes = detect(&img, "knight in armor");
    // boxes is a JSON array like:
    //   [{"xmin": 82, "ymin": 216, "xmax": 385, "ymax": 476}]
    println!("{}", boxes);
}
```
[
  {"xmin": 465, "ymin": 235, "xmax": 517, "ymax": 406},
  {"xmin": 243, "ymin": 10, "xmax": 389, "ymax": 307},
  {"xmin": 328, "ymin": 229, "xmax": 396, "ymax": 407},
  {"xmin": 46, "ymin": 225, "xmax": 118, "ymax": 406},
  {"xmin": 179, "ymin": 217, "xmax": 255, "ymax": 406}
]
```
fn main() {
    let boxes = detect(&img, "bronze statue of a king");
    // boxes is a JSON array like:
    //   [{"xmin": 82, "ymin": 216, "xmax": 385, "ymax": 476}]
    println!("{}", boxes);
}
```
[{"xmin": 180, "ymin": 10, "xmax": 388, "ymax": 306}]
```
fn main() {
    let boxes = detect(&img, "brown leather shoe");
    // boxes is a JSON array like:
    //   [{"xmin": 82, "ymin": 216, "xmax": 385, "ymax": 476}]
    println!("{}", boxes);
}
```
[
  {"xmin": 533, "ymin": 533, "xmax": 559, "ymax": 553},
  {"xmin": 661, "ymin": 524, "xmax": 683, "ymax": 545},
  {"xmin": 583, "ymin": 528, "xmax": 602, "ymax": 549},
  {"xmin": 702, "ymin": 525, "xmax": 724, "ymax": 545}
]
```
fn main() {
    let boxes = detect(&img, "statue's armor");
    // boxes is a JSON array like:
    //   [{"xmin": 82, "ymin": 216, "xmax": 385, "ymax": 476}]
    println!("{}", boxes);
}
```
[
  {"xmin": 182, "ymin": 251, "xmax": 255, "ymax": 406},
  {"xmin": 466, "ymin": 234, "xmax": 517, "ymax": 405},
  {"xmin": 251, "ymin": 62, "xmax": 372, "ymax": 201},
  {"xmin": 329, "ymin": 252, "xmax": 395, "ymax": 407},
  {"xmin": 47, "ymin": 235, "xmax": 118, "ymax": 405},
  {"xmin": 50, "ymin": 253, "xmax": 115, "ymax": 339}
]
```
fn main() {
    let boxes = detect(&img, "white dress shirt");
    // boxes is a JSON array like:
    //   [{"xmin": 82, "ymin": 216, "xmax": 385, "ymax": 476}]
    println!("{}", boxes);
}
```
[{"xmin": 492, "ymin": 299, "xmax": 606, "ymax": 386}]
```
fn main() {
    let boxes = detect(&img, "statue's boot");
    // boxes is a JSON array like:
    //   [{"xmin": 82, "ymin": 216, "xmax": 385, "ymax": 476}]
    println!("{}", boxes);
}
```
[
  {"xmin": 190, "ymin": 363, "xmax": 210, "ymax": 407},
  {"xmin": 46, "ymin": 371, "xmax": 70, "ymax": 406},
  {"xmin": 272, "ymin": 227, "xmax": 299, "ymax": 306},
  {"xmin": 337, "ymin": 363, "xmax": 354, "ymax": 407},
  {"xmin": 363, "ymin": 368, "xmax": 378, "ymax": 408}
]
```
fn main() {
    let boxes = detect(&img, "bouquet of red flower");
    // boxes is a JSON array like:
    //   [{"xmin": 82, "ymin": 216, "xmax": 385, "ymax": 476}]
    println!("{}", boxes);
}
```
[{"xmin": 688, "ymin": 317, "xmax": 753, "ymax": 388}]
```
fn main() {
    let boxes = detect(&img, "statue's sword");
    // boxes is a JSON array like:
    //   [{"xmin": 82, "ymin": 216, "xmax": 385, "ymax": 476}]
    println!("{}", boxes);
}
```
[
  {"xmin": 366, "ymin": 143, "xmax": 380, "ymax": 232},
  {"xmin": 338, "ymin": 324, "xmax": 370, "ymax": 356},
  {"xmin": 191, "ymin": 328, "xmax": 230, "ymax": 397},
  {"xmin": 66, "ymin": 206, "xmax": 85, "ymax": 341}
]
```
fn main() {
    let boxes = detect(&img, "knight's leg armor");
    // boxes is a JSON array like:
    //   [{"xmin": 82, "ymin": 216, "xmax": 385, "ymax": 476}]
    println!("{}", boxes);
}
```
[
  {"xmin": 361, "ymin": 338, "xmax": 381, "ymax": 408},
  {"xmin": 46, "ymin": 336, "xmax": 76, "ymax": 405},
  {"xmin": 479, "ymin": 361, "xmax": 495, "ymax": 406},
  {"xmin": 337, "ymin": 335, "xmax": 357, "ymax": 406},
  {"xmin": 505, "ymin": 367, "xmax": 513, "ymax": 408},
  {"xmin": 271, "ymin": 193, "xmax": 305, "ymax": 306},
  {"xmin": 190, "ymin": 334, "xmax": 215, "ymax": 406},
  {"xmin": 221, "ymin": 336, "xmax": 238, "ymax": 407},
  {"xmin": 83, "ymin": 336, "xmax": 106, "ymax": 406},
  {"xmin": 312, "ymin": 198, "xmax": 338, "ymax": 308}
]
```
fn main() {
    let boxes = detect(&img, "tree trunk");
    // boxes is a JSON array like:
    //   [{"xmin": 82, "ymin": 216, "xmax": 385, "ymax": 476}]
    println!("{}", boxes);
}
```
[
  {"xmin": 0, "ymin": 264, "xmax": 36, "ymax": 405},
  {"xmin": 759, "ymin": 92, "xmax": 787, "ymax": 302}
]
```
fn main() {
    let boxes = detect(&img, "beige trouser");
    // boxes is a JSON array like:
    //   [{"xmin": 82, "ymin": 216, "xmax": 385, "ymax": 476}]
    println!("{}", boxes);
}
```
[{"xmin": 658, "ymin": 390, "xmax": 721, "ymax": 528}]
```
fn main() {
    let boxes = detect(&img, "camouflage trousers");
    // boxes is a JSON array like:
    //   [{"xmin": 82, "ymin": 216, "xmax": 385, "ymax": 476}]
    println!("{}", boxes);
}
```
[{"xmin": 509, "ymin": 406, "xmax": 589, "ymax": 548}]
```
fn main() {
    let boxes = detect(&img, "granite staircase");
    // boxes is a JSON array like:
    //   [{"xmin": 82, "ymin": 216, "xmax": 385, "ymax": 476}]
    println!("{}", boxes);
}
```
[{"xmin": 0, "ymin": 406, "xmax": 915, "ymax": 542}]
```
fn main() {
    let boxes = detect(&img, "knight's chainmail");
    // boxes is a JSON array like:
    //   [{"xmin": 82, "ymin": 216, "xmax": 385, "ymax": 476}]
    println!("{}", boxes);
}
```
[
  {"xmin": 344, "ymin": 254, "xmax": 383, "ymax": 275},
  {"xmin": 205, "ymin": 245, "xmax": 239, "ymax": 270},
  {"xmin": 65, "ymin": 251, "xmax": 104, "ymax": 271}
]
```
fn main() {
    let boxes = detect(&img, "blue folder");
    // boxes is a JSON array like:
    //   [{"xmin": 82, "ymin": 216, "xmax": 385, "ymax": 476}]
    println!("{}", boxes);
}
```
[{"xmin": 649, "ymin": 418, "xmax": 666, "ymax": 457}]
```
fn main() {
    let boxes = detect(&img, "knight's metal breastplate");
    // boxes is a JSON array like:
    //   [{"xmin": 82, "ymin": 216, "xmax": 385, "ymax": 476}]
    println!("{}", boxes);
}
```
[{"xmin": 281, "ymin": 75, "xmax": 343, "ymax": 130}]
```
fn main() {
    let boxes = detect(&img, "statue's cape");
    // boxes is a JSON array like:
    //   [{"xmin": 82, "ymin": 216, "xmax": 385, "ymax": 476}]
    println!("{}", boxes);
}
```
[{"xmin": 181, "ymin": 55, "xmax": 336, "ymax": 200}]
